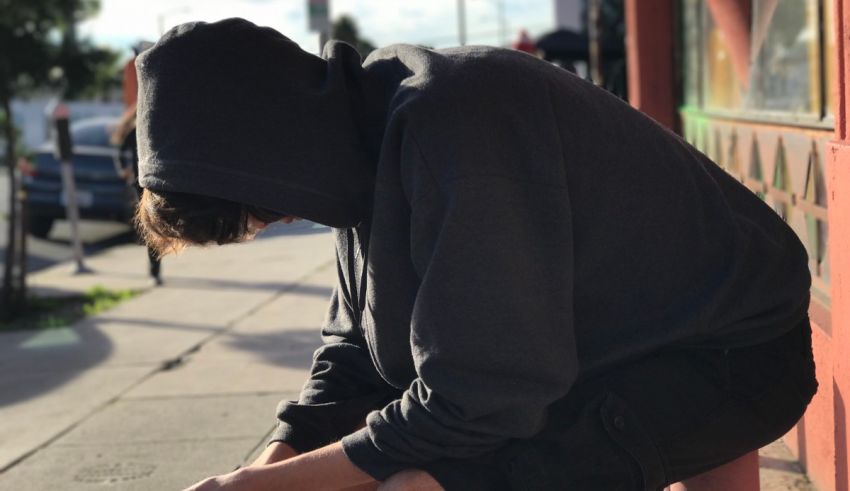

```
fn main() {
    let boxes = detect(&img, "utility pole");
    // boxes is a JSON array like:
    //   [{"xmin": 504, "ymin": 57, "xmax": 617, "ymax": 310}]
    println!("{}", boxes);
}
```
[{"xmin": 457, "ymin": 0, "xmax": 467, "ymax": 46}]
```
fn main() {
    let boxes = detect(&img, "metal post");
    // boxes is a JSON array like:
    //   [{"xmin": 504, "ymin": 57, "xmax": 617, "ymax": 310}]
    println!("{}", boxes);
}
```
[
  {"xmin": 53, "ymin": 104, "xmax": 90, "ymax": 274},
  {"xmin": 457, "ymin": 0, "xmax": 467, "ymax": 46}
]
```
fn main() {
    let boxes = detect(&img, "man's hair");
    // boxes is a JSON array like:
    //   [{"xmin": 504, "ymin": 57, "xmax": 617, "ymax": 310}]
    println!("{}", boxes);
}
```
[{"xmin": 135, "ymin": 189, "xmax": 251, "ymax": 256}]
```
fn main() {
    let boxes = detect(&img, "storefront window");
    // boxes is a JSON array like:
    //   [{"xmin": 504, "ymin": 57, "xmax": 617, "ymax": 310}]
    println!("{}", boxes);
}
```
[
  {"xmin": 702, "ymin": 4, "xmax": 742, "ymax": 110},
  {"xmin": 746, "ymin": 0, "xmax": 820, "ymax": 114},
  {"xmin": 698, "ymin": 0, "xmax": 822, "ymax": 118}
]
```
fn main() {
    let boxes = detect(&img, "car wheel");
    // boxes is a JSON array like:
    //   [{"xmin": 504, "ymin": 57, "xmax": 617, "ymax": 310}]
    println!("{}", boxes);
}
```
[{"xmin": 29, "ymin": 216, "xmax": 55, "ymax": 239}]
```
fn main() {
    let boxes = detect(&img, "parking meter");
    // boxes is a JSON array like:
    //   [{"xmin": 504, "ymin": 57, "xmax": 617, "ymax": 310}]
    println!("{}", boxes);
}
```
[{"xmin": 53, "ymin": 104, "xmax": 89, "ymax": 274}]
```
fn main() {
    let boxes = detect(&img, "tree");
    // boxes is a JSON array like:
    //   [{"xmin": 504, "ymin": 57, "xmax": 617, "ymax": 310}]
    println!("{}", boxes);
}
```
[
  {"xmin": 0, "ymin": 0, "xmax": 119, "ymax": 319},
  {"xmin": 331, "ymin": 15, "xmax": 376, "ymax": 58}
]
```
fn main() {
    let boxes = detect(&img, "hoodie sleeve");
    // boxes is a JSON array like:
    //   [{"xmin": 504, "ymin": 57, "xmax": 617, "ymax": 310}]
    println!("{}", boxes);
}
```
[
  {"xmin": 269, "ymin": 280, "xmax": 399, "ymax": 453},
  {"xmin": 341, "ymin": 171, "xmax": 579, "ymax": 479}
]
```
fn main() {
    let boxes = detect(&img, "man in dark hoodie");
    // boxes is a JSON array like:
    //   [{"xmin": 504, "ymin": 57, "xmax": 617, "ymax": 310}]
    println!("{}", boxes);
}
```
[{"xmin": 134, "ymin": 18, "xmax": 817, "ymax": 491}]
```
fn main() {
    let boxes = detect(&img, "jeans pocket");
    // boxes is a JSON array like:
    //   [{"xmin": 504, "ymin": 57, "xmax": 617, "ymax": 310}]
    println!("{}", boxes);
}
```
[{"xmin": 600, "ymin": 392, "xmax": 668, "ymax": 491}]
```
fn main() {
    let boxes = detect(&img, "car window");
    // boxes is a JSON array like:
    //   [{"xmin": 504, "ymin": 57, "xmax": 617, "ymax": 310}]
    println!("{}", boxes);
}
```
[{"xmin": 71, "ymin": 122, "xmax": 113, "ymax": 147}]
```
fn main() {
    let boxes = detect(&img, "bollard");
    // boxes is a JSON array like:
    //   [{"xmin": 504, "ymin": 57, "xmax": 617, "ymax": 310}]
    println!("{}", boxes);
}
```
[{"xmin": 666, "ymin": 451, "xmax": 760, "ymax": 491}]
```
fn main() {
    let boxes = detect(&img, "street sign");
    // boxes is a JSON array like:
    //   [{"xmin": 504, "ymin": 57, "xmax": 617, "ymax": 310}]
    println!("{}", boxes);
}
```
[{"xmin": 308, "ymin": 0, "xmax": 330, "ymax": 32}]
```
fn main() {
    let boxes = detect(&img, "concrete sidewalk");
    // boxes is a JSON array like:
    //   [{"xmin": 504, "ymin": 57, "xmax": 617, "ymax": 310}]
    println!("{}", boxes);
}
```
[
  {"xmin": 0, "ymin": 220, "xmax": 818, "ymax": 490},
  {"xmin": 0, "ymin": 221, "xmax": 336, "ymax": 489}
]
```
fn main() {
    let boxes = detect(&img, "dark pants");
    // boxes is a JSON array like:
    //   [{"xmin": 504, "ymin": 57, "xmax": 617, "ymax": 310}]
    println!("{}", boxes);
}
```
[
  {"xmin": 147, "ymin": 246, "xmax": 161, "ymax": 279},
  {"xmin": 425, "ymin": 318, "xmax": 818, "ymax": 490}
]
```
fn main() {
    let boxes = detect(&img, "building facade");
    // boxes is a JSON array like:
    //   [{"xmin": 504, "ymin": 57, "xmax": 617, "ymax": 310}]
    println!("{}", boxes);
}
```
[{"xmin": 626, "ymin": 1, "xmax": 850, "ymax": 489}]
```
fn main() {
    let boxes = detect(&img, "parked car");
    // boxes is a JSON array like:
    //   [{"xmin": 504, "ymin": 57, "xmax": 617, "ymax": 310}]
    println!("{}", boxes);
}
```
[{"xmin": 22, "ymin": 116, "xmax": 133, "ymax": 238}]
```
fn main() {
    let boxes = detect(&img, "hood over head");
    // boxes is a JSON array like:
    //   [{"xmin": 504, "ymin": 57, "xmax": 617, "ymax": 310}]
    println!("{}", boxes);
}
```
[{"xmin": 135, "ymin": 18, "xmax": 377, "ymax": 228}]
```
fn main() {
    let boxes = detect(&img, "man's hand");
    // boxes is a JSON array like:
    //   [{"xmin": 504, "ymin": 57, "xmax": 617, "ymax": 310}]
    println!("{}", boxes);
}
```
[
  {"xmin": 184, "ymin": 441, "xmax": 379, "ymax": 490},
  {"xmin": 250, "ymin": 442, "xmax": 298, "ymax": 467},
  {"xmin": 183, "ymin": 467, "xmax": 270, "ymax": 491}
]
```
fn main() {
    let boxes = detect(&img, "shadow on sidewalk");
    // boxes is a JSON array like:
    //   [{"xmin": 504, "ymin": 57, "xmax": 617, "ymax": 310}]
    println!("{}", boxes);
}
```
[
  {"xmin": 0, "ymin": 319, "xmax": 112, "ymax": 407},
  {"xmin": 218, "ymin": 328, "xmax": 321, "ymax": 368},
  {"xmin": 158, "ymin": 277, "xmax": 334, "ymax": 297}
]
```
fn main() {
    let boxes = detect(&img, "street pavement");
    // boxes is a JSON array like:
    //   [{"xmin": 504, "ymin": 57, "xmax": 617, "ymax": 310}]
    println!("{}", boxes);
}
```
[
  {"xmin": 0, "ymin": 220, "xmax": 336, "ymax": 490},
  {"xmin": 0, "ymin": 217, "xmax": 818, "ymax": 490}
]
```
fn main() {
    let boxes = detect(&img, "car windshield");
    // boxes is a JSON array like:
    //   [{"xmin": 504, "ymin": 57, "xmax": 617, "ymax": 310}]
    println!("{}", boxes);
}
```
[{"xmin": 71, "ymin": 120, "xmax": 116, "ymax": 147}]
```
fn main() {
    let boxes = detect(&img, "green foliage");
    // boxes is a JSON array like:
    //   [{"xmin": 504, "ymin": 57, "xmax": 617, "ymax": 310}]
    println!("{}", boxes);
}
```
[
  {"xmin": 1, "ymin": 0, "xmax": 119, "ymax": 320},
  {"xmin": 81, "ymin": 285, "xmax": 137, "ymax": 316},
  {"xmin": 0, "ymin": 285, "xmax": 138, "ymax": 331},
  {"xmin": 0, "ymin": 0, "xmax": 119, "ymax": 101},
  {"xmin": 331, "ymin": 15, "xmax": 376, "ymax": 58}
]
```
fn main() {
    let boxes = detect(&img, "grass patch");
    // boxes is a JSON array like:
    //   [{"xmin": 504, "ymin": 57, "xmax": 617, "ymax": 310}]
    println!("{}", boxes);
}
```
[
  {"xmin": 0, "ymin": 286, "xmax": 139, "ymax": 331},
  {"xmin": 82, "ymin": 286, "xmax": 137, "ymax": 316}
]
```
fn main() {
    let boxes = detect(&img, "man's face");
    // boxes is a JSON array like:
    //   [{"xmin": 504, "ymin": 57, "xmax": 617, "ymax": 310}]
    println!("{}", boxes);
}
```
[{"xmin": 246, "ymin": 213, "xmax": 300, "ymax": 236}]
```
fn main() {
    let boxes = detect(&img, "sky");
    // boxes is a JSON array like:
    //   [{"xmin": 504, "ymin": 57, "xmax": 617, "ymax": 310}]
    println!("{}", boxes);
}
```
[{"xmin": 79, "ymin": 0, "xmax": 556, "ymax": 62}]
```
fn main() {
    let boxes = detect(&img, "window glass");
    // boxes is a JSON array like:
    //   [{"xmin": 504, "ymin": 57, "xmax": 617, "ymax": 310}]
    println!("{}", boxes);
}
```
[
  {"xmin": 702, "ymin": 3, "xmax": 742, "ymax": 110},
  {"xmin": 745, "ymin": 0, "xmax": 820, "ymax": 114},
  {"xmin": 699, "ymin": 0, "xmax": 821, "ymax": 117}
]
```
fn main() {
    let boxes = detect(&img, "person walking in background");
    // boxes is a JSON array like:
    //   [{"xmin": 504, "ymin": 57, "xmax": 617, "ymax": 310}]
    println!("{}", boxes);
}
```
[
  {"xmin": 113, "ymin": 40, "xmax": 161, "ymax": 286},
  {"xmin": 111, "ymin": 106, "xmax": 162, "ymax": 285},
  {"xmin": 133, "ymin": 18, "xmax": 815, "ymax": 490}
]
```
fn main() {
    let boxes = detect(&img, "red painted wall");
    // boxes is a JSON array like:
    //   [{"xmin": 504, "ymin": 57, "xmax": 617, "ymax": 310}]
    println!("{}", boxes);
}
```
[
  {"xmin": 830, "ymin": 145, "xmax": 850, "ymax": 491},
  {"xmin": 824, "ymin": 1, "xmax": 850, "ymax": 490}
]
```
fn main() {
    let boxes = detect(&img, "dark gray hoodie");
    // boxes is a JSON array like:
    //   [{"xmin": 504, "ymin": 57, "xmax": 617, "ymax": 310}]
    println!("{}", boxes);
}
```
[{"xmin": 136, "ymin": 18, "xmax": 811, "ymax": 480}]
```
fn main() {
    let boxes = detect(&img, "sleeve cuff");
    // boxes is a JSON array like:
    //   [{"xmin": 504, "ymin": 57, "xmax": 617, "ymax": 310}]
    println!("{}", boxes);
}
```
[
  {"xmin": 267, "ymin": 422, "xmax": 321, "ymax": 455},
  {"xmin": 341, "ymin": 427, "xmax": 412, "ymax": 481}
]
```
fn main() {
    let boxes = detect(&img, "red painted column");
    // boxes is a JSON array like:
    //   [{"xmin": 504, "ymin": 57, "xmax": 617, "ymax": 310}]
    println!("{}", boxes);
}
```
[
  {"xmin": 624, "ymin": 0, "xmax": 676, "ymax": 130},
  {"xmin": 827, "ymin": 1, "xmax": 850, "ymax": 491}
]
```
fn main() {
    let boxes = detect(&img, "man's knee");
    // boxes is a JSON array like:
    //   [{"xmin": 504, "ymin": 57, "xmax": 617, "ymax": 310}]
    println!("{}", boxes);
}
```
[{"xmin": 378, "ymin": 469, "xmax": 444, "ymax": 491}]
